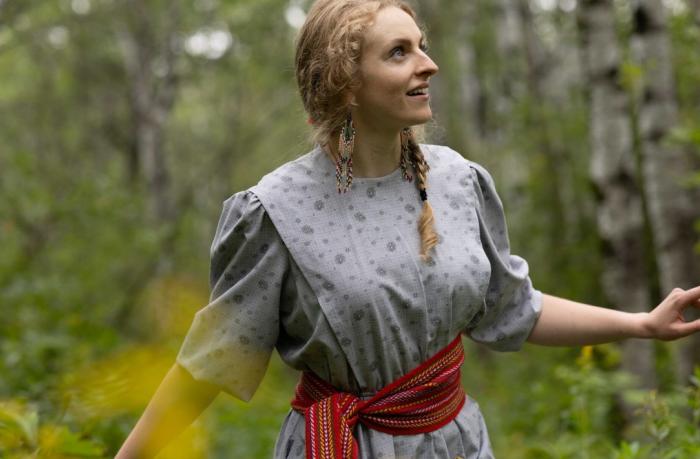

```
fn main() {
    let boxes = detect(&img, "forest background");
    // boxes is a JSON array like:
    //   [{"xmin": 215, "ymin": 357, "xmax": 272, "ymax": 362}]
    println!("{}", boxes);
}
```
[{"xmin": 1, "ymin": 0, "xmax": 700, "ymax": 457}]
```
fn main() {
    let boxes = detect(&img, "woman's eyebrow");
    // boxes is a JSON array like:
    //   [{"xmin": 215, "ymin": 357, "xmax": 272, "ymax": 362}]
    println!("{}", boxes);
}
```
[{"xmin": 385, "ymin": 35, "xmax": 427, "ymax": 49}]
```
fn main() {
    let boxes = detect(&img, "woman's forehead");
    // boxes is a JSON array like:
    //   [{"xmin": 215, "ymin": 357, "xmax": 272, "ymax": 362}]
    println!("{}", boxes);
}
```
[{"xmin": 363, "ymin": 7, "xmax": 424, "ymax": 50}]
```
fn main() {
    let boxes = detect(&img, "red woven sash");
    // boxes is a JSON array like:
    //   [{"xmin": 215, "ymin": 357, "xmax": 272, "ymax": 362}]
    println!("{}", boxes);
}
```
[{"xmin": 290, "ymin": 335, "xmax": 466, "ymax": 459}]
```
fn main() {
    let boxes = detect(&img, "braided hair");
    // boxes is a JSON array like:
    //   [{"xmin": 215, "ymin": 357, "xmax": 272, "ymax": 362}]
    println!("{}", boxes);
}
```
[
  {"xmin": 403, "ymin": 129, "xmax": 438, "ymax": 261},
  {"xmin": 295, "ymin": 0, "xmax": 439, "ymax": 262}
]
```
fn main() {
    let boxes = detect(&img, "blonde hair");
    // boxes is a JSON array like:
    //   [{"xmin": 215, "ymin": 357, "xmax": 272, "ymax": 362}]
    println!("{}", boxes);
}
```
[{"xmin": 294, "ymin": 0, "xmax": 438, "ymax": 261}]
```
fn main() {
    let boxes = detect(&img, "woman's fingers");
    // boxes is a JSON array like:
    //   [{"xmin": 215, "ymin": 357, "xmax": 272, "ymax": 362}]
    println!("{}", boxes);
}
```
[
  {"xmin": 666, "ymin": 286, "xmax": 700, "ymax": 338},
  {"xmin": 665, "ymin": 286, "xmax": 700, "ymax": 312},
  {"xmin": 648, "ymin": 286, "xmax": 700, "ymax": 340},
  {"xmin": 649, "ymin": 286, "xmax": 700, "ymax": 340},
  {"xmin": 677, "ymin": 318, "xmax": 700, "ymax": 336},
  {"xmin": 680, "ymin": 285, "xmax": 700, "ymax": 306}
]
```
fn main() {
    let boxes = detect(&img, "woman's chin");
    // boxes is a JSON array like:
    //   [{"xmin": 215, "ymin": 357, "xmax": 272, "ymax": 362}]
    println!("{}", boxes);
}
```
[{"xmin": 408, "ymin": 112, "xmax": 433, "ymax": 126}]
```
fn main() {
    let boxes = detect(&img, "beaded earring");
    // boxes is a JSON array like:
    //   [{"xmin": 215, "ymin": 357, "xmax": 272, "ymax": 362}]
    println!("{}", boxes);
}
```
[
  {"xmin": 399, "ymin": 127, "xmax": 415, "ymax": 183},
  {"xmin": 336, "ymin": 112, "xmax": 355, "ymax": 193}
]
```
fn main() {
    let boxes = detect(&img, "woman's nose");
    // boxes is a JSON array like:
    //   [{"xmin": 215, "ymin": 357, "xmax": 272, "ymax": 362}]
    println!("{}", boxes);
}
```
[{"xmin": 419, "ymin": 53, "xmax": 439, "ymax": 77}]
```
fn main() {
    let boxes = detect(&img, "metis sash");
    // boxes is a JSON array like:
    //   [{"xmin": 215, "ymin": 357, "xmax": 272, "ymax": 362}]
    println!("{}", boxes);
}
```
[{"xmin": 291, "ymin": 335, "xmax": 466, "ymax": 459}]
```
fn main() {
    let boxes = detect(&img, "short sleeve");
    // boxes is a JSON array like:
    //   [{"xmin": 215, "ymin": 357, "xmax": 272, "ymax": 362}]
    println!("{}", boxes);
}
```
[
  {"xmin": 464, "ymin": 162, "xmax": 543, "ymax": 351},
  {"xmin": 176, "ymin": 191, "xmax": 289, "ymax": 401}
]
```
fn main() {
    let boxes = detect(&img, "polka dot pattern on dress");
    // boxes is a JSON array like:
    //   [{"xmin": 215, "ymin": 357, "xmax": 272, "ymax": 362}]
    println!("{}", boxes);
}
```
[{"xmin": 179, "ymin": 144, "xmax": 541, "ymax": 459}]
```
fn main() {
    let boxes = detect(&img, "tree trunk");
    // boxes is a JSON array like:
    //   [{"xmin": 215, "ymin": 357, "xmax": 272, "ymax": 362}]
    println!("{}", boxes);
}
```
[
  {"xmin": 517, "ymin": 0, "xmax": 572, "ymax": 268},
  {"xmin": 631, "ymin": 0, "xmax": 700, "ymax": 383},
  {"xmin": 578, "ymin": 0, "xmax": 657, "ymax": 390},
  {"xmin": 452, "ymin": 0, "xmax": 481, "ymax": 154},
  {"xmin": 689, "ymin": 0, "xmax": 700, "ymax": 25},
  {"xmin": 416, "ymin": 0, "xmax": 480, "ymax": 152},
  {"xmin": 495, "ymin": 0, "xmax": 524, "ymax": 105},
  {"xmin": 493, "ymin": 0, "xmax": 528, "ymax": 154},
  {"xmin": 115, "ymin": 0, "xmax": 180, "ymax": 223}
]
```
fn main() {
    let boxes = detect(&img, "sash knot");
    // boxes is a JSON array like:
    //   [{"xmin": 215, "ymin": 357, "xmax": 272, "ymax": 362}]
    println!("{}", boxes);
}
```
[{"xmin": 291, "ymin": 335, "xmax": 466, "ymax": 459}]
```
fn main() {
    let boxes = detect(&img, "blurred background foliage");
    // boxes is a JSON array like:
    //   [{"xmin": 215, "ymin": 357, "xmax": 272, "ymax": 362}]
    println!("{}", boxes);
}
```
[{"xmin": 1, "ymin": 0, "xmax": 699, "ymax": 457}]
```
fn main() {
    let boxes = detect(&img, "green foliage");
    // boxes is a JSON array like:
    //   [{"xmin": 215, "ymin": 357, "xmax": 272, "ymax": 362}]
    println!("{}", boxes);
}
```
[
  {"xmin": 467, "ymin": 343, "xmax": 700, "ymax": 459},
  {"xmin": 206, "ymin": 354, "xmax": 298, "ymax": 458},
  {"xmin": 1, "ymin": 1, "xmax": 699, "ymax": 458},
  {"xmin": 632, "ymin": 369, "xmax": 700, "ymax": 459},
  {"xmin": 0, "ymin": 401, "xmax": 105, "ymax": 458}
]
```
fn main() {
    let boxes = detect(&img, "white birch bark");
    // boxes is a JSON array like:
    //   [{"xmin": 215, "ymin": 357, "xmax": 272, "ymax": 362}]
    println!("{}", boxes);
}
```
[
  {"xmin": 493, "ymin": 0, "xmax": 530, "ymax": 187},
  {"xmin": 115, "ymin": 0, "xmax": 180, "ymax": 223},
  {"xmin": 578, "ymin": 0, "xmax": 656, "ymax": 389},
  {"xmin": 453, "ymin": 0, "xmax": 481, "ymax": 151},
  {"xmin": 631, "ymin": 0, "xmax": 700, "ymax": 383}
]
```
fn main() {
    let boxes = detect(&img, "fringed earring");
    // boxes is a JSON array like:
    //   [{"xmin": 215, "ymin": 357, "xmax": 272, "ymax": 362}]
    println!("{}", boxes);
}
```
[
  {"xmin": 336, "ymin": 112, "xmax": 355, "ymax": 193},
  {"xmin": 399, "ymin": 127, "xmax": 414, "ymax": 183}
]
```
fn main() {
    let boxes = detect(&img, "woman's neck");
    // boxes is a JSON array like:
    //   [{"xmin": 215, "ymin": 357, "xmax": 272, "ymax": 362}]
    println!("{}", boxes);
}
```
[{"xmin": 325, "ymin": 125, "xmax": 402, "ymax": 178}]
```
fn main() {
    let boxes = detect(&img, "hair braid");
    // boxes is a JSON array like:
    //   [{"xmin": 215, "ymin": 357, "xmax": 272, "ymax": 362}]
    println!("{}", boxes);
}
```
[
  {"xmin": 295, "ymin": 0, "xmax": 437, "ymax": 263},
  {"xmin": 406, "ymin": 134, "xmax": 438, "ymax": 261}
]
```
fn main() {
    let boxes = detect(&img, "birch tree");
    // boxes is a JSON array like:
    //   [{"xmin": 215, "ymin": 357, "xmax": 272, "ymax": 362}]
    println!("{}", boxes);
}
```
[
  {"xmin": 517, "ymin": 0, "xmax": 572, "ymax": 275},
  {"xmin": 688, "ymin": 0, "xmax": 700, "ymax": 25},
  {"xmin": 631, "ymin": 0, "xmax": 700, "ymax": 383},
  {"xmin": 578, "ymin": 0, "xmax": 656, "ymax": 389},
  {"xmin": 114, "ymin": 0, "xmax": 182, "ymax": 223},
  {"xmin": 415, "ymin": 0, "xmax": 482, "ymax": 153}
]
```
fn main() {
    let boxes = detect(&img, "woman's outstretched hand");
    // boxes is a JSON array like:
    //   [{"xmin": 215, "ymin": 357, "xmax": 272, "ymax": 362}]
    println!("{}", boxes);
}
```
[
  {"xmin": 527, "ymin": 290, "xmax": 700, "ymax": 347},
  {"xmin": 645, "ymin": 286, "xmax": 700, "ymax": 341}
]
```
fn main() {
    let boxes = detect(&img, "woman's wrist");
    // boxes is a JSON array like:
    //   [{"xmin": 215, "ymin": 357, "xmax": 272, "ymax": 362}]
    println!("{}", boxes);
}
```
[{"xmin": 633, "ymin": 312, "xmax": 654, "ymax": 339}]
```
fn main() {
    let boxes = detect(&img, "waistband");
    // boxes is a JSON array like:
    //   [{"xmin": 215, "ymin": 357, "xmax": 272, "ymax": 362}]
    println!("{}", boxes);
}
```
[{"xmin": 291, "ymin": 335, "xmax": 466, "ymax": 459}]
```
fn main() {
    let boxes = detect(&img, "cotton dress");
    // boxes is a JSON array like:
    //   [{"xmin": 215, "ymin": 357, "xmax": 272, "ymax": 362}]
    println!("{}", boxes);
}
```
[{"xmin": 177, "ymin": 144, "xmax": 543, "ymax": 458}]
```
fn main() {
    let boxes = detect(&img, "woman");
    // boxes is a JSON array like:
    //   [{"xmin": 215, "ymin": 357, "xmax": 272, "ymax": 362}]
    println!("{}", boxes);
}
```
[{"xmin": 116, "ymin": 1, "xmax": 700, "ymax": 458}]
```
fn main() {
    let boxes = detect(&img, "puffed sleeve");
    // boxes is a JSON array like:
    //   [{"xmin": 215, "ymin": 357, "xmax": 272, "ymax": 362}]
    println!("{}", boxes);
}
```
[
  {"xmin": 464, "ymin": 162, "xmax": 543, "ymax": 351},
  {"xmin": 176, "ymin": 191, "xmax": 289, "ymax": 401}
]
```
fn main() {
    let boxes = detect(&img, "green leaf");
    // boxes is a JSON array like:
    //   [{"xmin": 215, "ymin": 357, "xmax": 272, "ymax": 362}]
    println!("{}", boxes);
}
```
[
  {"xmin": 38, "ymin": 426, "xmax": 105, "ymax": 457},
  {"xmin": 0, "ymin": 402, "xmax": 39, "ymax": 448}
]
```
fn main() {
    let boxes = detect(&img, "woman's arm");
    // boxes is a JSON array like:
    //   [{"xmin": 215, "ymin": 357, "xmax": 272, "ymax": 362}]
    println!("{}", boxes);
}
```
[
  {"xmin": 527, "ymin": 287, "xmax": 700, "ymax": 346},
  {"xmin": 115, "ymin": 363, "xmax": 220, "ymax": 459}
]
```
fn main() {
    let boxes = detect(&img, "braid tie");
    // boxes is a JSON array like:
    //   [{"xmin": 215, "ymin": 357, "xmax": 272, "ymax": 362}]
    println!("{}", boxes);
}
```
[{"xmin": 405, "ymin": 134, "xmax": 438, "ymax": 261}]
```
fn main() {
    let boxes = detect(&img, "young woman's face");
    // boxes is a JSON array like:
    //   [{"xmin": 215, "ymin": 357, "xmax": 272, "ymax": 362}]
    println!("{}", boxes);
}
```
[{"xmin": 350, "ymin": 6, "xmax": 439, "ymax": 132}]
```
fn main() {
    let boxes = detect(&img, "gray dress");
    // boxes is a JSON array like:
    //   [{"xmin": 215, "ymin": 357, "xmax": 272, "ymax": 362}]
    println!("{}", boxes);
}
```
[{"xmin": 177, "ymin": 144, "xmax": 543, "ymax": 458}]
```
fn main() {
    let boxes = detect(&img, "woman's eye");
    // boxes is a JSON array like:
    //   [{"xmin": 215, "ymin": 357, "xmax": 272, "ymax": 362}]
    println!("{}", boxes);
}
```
[
  {"xmin": 390, "ymin": 46, "xmax": 405, "ymax": 57},
  {"xmin": 390, "ymin": 43, "xmax": 429, "ymax": 58}
]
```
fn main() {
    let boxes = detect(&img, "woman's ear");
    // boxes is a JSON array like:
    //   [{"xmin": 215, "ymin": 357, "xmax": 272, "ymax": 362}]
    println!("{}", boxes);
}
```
[{"xmin": 343, "ymin": 86, "xmax": 360, "ymax": 107}]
